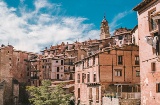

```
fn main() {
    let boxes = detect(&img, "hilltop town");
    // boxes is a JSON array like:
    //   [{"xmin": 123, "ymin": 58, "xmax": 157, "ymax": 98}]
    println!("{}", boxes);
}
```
[{"xmin": 0, "ymin": 0, "xmax": 160, "ymax": 105}]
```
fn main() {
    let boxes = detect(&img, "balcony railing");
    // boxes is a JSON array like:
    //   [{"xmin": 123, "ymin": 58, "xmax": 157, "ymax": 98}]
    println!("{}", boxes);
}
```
[
  {"xmin": 64, "ymin": 62, "xmax": 74, "ymax": 65},
  {"xmin": 64, "ymin": 69, "xmax": 75, "ymax": 73},
  {"xmin": 117, "ymin": 92, "xmax": 140, "ymax": 99},
  {"xmin": 31, "ymin": 76, "xmax": 39, "ymax": 79}
]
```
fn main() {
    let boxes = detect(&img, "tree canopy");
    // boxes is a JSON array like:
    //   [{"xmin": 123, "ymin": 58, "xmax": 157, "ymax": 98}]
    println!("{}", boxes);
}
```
[{"xmin": 26, "ymin": 80, "xmax": 73, "ymax": 105}]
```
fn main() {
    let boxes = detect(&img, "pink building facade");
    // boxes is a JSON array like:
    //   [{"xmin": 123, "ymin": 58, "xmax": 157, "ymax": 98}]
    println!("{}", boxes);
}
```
[
  {"xmin": 75, "ymin": 45, "xmax": 140, "ymax": 105},
  {"xmin": 134, "ymin": 0, "xmax": 160, "ymax": 104},
  {"xmin": 75, "ymin": 54, "xmax": 101, "ymax": 105}
]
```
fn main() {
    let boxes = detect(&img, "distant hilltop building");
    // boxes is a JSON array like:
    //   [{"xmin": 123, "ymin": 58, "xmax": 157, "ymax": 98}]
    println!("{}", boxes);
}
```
[{"xmin": 113, "ymin": 27, "xmax": 132, "ymax": 47}]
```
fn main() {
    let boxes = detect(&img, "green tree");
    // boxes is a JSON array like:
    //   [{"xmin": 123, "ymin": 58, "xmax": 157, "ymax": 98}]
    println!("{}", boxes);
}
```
[{"xmin": 26, "ymin": 80, "xmax": 73, "ymax": 105}]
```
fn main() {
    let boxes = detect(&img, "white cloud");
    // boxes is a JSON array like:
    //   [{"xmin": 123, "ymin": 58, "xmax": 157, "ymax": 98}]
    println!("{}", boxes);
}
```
[
  {"xmin": 0, "ymin": 0, "xmax": 99, "ymax": 52},
  {"xmin": 109, "ymin": 10, "xmax": 132, "ymax": 35}
]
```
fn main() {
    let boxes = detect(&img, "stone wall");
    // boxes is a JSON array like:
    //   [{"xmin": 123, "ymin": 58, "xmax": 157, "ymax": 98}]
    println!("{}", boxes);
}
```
[{"xmin": 102, "ymin": 97, "xmax": 119, "ymax": 105}]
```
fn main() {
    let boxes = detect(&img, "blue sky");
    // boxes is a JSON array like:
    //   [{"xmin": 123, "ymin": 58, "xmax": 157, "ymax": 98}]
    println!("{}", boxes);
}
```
[{"xmin": 0, "ymin": 0, "xmax": 141, "ymax": 52}]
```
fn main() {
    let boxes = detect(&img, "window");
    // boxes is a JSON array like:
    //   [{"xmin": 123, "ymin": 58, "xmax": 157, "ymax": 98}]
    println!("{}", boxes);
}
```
[
  {"xmin": 118, "ymin": 56, "xmax": 123, "ymax": 65},
  {"xmin": 78, "ymin": 88, "xmax": 80, "ymax": 98},
  {"xmin": 148, "ymin": 8, "xmax": 157, "ymax": 31},
  {"xmin": 57, "ymin": 67, "xmax": 59, "ymax": 72},
  {"xmin": 96, "ymin": 88, "xmax": 99, "ymax": 101},
  {"xmin": 135, "ymin": 56, "xmax": 139, "ymax": 65},
  {"xmin": 56, "ymin": 60, "xmax": 58, "ymax": 63},
  {"xmin": 57, "ymin": 74, "xmax": 59, "ymax": 79},
  {"xmin": 77, "ymin": 74, "xmax": 80, "ymax": 83},
  {"xmin": 118, "ymin": 36, "xmax": 123, "ymax": 40},
  {"xmin": 136, "ymin": 71, "xmax": 140, "ymax": 77},
  {"xmin": 42, "ymin": 66, "xmax": 44, "ymax": 69},
  {"xmin": 61, "ymin": 60, "xmax": 63, "ymax": 65},
  {"xmin": 115, "ymin": 69, "xmax": 122, "ymax": 76},
  {"xmin": 89, "ymin": 88, "xmax": 92, "ymax": 100},
  {"xmin": 87, "ymin": 73, "xmax": 90, "ymax": 82},
  {"xmin": 93, "ymin": 74, "xmax": 96, "ymax": 82},
  {"xmin": 151, "ymin": 62, "xmax": 156, "ymax": 72},
  {"xmin": 9, "ymin": 58, "xmax": 11, "ymax": 60},
  {"xmin": 87, "ymin": 59, "xmax": 89, "ymax": 67},
  {"xmin": 157, "ymin": 83, "xmax": 160, "ymax": 92},
  {"xmin": 82, "ymin": 73, "xmax": 85, "ymax": 83},
  {"xmin": 27, "ymin": 67, "xmax": 29, "ymax": 71},
  {"xmin": 27, "ymin": 72, "xmax": 29, "ymax": 76},
  {"xmin": 82, "ymin": 62, "xmax": 84, "ymax": 69},
  {"xmin": 120, "ymin": 41, "xmax": 122, "ymax": 44},
  {"xmin": 93, "ymin": 56, "xmax": 95, "ymax": 65}
]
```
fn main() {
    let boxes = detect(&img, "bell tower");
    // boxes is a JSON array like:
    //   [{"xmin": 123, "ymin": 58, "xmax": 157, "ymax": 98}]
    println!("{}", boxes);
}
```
[{"xmin": 100, "ymin": 16, "xmax": 110, "ymax": 39}]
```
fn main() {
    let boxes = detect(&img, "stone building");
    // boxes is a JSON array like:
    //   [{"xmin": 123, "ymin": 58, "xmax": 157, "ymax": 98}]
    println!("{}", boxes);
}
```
[
  {"xmin": 113, "ymin": 27, "xmax": 132, "ymax": 47},
  {"xmin": 0, "ymin": 45, "xmax": 37, "ymax": 105},
  {"xmin": 133, "ymin": 0, "xmax": 160, "ymax": 104},
  {"xmin": 74, "ymin": 44, "xmax": 140, "ymax": 105},
  {"xmin": 131, "ymin": 25, "xmax": 139, "ymax": 46}
]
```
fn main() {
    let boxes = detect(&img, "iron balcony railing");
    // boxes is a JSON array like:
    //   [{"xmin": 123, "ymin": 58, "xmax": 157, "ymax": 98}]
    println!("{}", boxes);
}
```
[
  {"xmin": 64, "ymin": 62, "xmax": 74, "ymax": 65},
  {"xmin": 31, "ymin": 76, "xmax": 39, "ymax": 79},
  {"xmin": 64, "ymin": 69, "xmax": 75, "ymax": 73}
]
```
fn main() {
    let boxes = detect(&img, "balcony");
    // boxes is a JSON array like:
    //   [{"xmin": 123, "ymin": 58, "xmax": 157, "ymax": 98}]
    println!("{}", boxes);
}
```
[
  {"xmin": 31, "ymin": 76, "xmax": 39, "ymax": 79},
  {"xmin": 64, "ymin": 69, "xmax": 75, "ymax": 73},
  {"xmin": 64, "ymin": 62, "xmax": 74, "ymax": 65}
]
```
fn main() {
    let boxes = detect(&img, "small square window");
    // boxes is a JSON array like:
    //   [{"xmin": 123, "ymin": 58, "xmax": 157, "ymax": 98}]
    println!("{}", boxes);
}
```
[
  {"xmin": 118, "ymin": 36, "xmax": 123, "ymax": 40},
  {"xmin": 93, "ymin": 74, "xmax": 96, "ymax": 82},
  {"xmin": 77, "ymin": 74, "xmax": 80, "ymax": 83},
  {"xmin": 57, "ymin": 67, "xmax": 59, "ymax": 72},
  {"xmin": 115, "ymin": 69, "xmax": 122, "ymax": 76},
  {"xmin": 156, "ymin": 83, "xmax": 160, "ymax": 92},
  {"xmin": 56, "ymin": 61, "xmax": 58, "ymax": 63},
  {"xmin": 151, "ymin": 62, "xmax": 156, "ymax": 72},
  {"xmin": 135, "ymin": 56, "xmax": 139, "ymax": 65},
  {"xmin": 136, "ymin": 71, "xmax": 140, "ymax": 77},
  {"xmin": 118, "ymin": 56, "xmax": 123, "ymax": 65}
]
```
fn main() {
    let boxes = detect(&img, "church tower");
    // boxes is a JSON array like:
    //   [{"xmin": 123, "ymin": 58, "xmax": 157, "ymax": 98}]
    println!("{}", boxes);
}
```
[{"xmin": 100, "ymin": 16, "xmax": 110, "ymax": 40}]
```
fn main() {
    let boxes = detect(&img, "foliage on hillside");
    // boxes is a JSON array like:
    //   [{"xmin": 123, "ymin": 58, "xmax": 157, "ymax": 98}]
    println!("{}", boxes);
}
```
[{"xmin": 26, "ymin": 80, "xmax": 73, "ymax": 105}]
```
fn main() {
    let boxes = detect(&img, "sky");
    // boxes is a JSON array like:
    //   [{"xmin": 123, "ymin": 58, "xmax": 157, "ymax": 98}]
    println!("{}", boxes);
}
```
[{"xmin": 0, "ymin": 0, "xmax": 141, "ymax": 52}]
